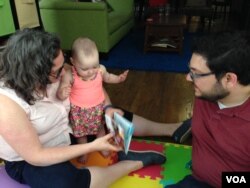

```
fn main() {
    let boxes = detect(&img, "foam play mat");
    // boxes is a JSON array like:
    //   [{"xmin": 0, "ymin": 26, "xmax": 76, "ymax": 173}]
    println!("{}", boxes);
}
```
[
  {"xmin": 0, "ymin": 140, "xmax": 191, "ymax": 188},
  {"xmin": 71, "ymin": 139, "xmax": 192, "ymax": 188}
]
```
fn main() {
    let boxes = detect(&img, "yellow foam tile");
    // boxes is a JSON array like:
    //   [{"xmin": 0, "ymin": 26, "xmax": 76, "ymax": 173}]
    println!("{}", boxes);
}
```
[{"xmin": 110, "ymin": 174, "xmax": 163, "ymax": 188}]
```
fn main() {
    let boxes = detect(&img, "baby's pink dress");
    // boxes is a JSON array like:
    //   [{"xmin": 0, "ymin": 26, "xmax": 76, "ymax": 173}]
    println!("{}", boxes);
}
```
[{"xmin": 69, "ymin": 67, "xmax": 105, "ymax": 137}]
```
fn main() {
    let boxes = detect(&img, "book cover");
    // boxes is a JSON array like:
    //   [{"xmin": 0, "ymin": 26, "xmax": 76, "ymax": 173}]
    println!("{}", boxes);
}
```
[{"xmin": 105, "ymin": 112, "xmax": 134, "ymax": 154}]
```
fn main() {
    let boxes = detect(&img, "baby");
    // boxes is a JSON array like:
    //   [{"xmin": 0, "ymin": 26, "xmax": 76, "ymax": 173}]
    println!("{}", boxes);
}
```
[{"xmin": 57, "ymin": 37, "xmax": 128, "ymax": 163}]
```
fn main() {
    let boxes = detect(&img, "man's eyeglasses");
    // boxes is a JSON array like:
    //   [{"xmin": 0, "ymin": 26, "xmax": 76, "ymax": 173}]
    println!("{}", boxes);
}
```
[
  {"xmin": 189, "ymin": 71, "xmax": 214, "ymax": 81},
  {"xmin": 50, "ymin": 63, "xmax": 65, "ymax": 79}
]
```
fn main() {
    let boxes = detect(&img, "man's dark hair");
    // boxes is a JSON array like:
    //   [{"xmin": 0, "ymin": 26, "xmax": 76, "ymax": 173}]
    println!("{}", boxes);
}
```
[
  {"xmin": 192, "ymin": 31, "xmax": 250, "ymax": 85},
  {"xmin": 0, "ymin": 29, "xmax": 61, "ymax": 104}
]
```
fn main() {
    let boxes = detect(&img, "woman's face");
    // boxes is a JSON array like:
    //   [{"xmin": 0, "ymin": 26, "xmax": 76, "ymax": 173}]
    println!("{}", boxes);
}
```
[{"xmin": 49, "ymin": 50, "xmax": 65, "ymax": 83}]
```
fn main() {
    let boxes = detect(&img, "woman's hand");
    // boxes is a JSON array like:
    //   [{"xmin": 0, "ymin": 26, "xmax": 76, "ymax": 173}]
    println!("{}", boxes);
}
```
[{"xmin": 91, "ymin": 133, "xmax": 122, "ymax": 152}]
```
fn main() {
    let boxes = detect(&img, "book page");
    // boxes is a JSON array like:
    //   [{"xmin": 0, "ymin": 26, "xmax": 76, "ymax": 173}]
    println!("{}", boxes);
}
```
[
  {"xmin": 105, "ymin": 113, "xmax": 134, "ymax": 154},
  {"xmin": 114, "ymin": 113, "xmax": 134, "ymax": 154}
]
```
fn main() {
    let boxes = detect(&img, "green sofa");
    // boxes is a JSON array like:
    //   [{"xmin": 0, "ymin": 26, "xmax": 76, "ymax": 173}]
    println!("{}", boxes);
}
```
[
  {"xmin": 0, "ymin": 0, "xmax": 15, "ymax": 37},
  {"xmin": 39, "ymin": 0, "xmax": 134, "ymax": 53}
]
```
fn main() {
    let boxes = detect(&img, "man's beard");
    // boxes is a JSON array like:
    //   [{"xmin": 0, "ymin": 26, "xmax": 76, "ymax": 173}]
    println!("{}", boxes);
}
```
[{"xmin": 197, "ymin": 82, "xmax": 229, "ymax": 102}]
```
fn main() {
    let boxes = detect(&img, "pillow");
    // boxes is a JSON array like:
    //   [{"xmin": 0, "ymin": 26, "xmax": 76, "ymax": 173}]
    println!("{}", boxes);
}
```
[{"xmin": 186, "ymin": 0, "xmax": 207, "ymax": 7}]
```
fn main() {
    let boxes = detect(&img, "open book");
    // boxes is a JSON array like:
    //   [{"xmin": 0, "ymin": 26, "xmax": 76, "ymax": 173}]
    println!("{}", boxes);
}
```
[
  {"xmin": 151, "ymin": 37, "xmax": 177, "ymax": 48},
  {"xmin": 105, "ymin": 112, "xmax": 134, "ymax": 154}
]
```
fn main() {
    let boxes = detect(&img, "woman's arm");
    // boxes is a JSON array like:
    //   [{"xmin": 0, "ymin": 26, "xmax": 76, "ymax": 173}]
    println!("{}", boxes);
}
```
[{"xmin": 0, "ymin": 94, "xmax": 120, "ymax": 166}]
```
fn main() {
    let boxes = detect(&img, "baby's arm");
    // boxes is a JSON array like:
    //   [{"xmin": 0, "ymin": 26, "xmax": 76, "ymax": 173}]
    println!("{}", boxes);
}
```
[
  {"xmin": 100, "ymin": 65, "xmax": 129, "ymax": 84},
  {"xmin": 56, "ymin": 69, "xmax": 73, "ymax": 100}
]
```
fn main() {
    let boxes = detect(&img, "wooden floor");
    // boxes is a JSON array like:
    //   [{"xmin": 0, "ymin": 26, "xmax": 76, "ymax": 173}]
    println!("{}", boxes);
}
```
[
  {"xmin": 103, "ymin": 14, "xmax": 239, "ymax": 144},
  {"xmin": 104, "ymin": 12, "xmax": 239, "ymax": 124},
  {"xmin": 104, "ymin": 69, "xmax": 194, "ymax": 124}
]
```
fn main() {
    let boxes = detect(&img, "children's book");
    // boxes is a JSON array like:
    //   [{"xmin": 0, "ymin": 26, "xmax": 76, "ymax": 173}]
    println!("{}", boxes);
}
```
[
  {"xmin": 151, "ymin": 37, "xmax": 177, "ymax": 48},
  {"xmin": 105, "ymin": 112, "xmax": 134, "ymax": 154}
]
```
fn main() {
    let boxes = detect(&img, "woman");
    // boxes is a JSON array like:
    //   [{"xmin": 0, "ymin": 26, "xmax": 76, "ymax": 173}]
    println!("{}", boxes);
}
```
[{"xmin": 0, "ymin": 29, "xmax": 166, "ymax": 188}]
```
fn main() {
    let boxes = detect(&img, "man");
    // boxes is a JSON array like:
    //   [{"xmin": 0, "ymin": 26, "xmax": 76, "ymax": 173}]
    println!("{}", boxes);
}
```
[{"xmin": 168, "ymin": 31, "xmax": 250, "ymax": 187}]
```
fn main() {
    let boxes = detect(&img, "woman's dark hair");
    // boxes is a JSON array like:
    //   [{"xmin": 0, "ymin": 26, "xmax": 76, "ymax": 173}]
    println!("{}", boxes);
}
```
[
  {"xmin": 192, "ymin": 30, "xmax": 250, "ymax": 85},
  {"xmin": 0, "ymin": 29, "xmax": 61, "ymax": 104}
]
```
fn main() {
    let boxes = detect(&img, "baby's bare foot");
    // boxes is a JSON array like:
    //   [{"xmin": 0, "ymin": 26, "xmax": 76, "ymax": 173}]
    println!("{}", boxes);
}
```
[{"xmin": 99, "ymin": 150, "xmax": 110, "ymax": 158}]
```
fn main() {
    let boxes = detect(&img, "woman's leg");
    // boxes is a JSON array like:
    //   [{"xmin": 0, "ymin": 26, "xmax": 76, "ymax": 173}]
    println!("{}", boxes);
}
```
[
  {"xmin": 132, "ymin": 114, "xmax": 192, "ymax": 143},
  {"xmin": 132, "ymin": 114, "xmax": 182, "ymax": 137},
  {"xmin": 21, "ymin": 161, "xmax": 91, "ymax": 188},
  {"xmin": 107, "ymin": 108, "xmax": 191, "ymax": 143},
  {"xmin": 88, "ymin": 149, "xmax": 166, "ymax": 188},
  {"xmin": 88, "ymin": 160, "xmax": 142, "ymax": 188},
  {"xmin": 77, "ymin": 136, "xmax": 88, "ymax": 164},
  {"xmin": 97, "ymin": 127, "xmax": 110, "ymax": 158}
]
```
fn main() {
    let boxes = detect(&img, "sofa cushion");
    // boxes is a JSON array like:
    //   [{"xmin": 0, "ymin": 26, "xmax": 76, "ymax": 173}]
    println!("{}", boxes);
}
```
[{"xmin": 40, "ymin": 0, "xmax": 134, "ymax": 52}]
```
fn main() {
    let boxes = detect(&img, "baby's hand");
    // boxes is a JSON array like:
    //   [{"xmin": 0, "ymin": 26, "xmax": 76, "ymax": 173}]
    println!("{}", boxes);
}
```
[
  {"xmin": 61, "ymin": 85, "xmax": 71, "ymax": 98},
  {"xmin": 119, "ymin": 70, "xmax": 129, "ymax": 82}
]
